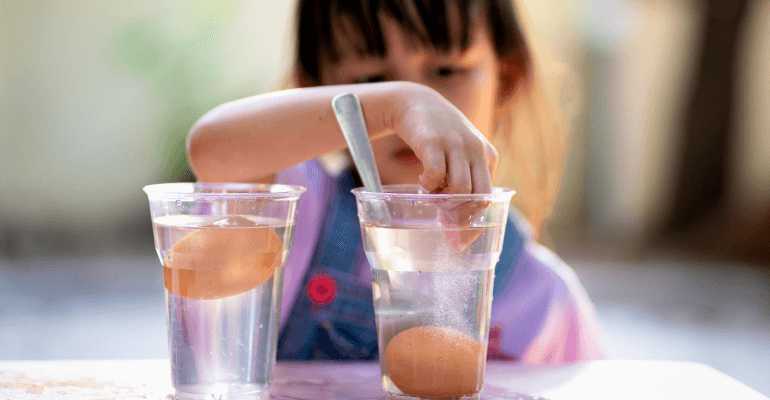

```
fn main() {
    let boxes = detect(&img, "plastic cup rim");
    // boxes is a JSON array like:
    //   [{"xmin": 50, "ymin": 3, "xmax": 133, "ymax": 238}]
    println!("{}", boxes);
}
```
[
  {"xmin": 143, "ymin": 182, "xmax": 306, "ymax": 200},
  {"xmin": 351, "ymin": 184, "xmax": 515, "ymax": 201}
]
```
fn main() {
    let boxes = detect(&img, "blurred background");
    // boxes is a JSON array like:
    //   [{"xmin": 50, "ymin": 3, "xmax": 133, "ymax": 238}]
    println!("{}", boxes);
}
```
[{"xmin": 1, "ymin": 0, "xmax": 768, "ymax": 396}]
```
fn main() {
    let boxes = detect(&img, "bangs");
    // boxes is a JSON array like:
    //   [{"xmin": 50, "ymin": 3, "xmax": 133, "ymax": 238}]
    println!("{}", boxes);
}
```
[
  {"xmin": 296, "ymin": 0, "xmax": 525, "ymax": 84},
  {"xmin": 325, "ymin": 0, "xmax": 477, "ymax": 60}
]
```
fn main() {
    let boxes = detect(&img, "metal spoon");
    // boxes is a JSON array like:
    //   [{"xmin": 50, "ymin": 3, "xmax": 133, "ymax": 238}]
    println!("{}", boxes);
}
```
[
  {"xmin": 332, "ymin": 92, "xmax": 488, "ymax": 249},
  {"xmin": 332, "ymin": 92, "xmax": 384, "ymax": 193},
  {"xmin": 332, "ymin": 92, "xmax": 392, "ymax": 224}
]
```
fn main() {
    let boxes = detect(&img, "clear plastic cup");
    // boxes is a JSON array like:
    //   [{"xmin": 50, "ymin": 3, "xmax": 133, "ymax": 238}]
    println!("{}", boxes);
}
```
[
  {"xmin": 144, "ymin": 183, "xmax": 305, "ymax": 400},
  {"xmin": 353, "ymin": 185, "xmax": 515, "ymax": 400}
]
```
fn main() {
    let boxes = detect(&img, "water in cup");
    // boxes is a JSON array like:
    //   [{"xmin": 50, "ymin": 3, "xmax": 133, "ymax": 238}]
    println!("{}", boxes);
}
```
[
  {"xmin": 150, "ymin": 214, "xmax": 294, "ymax": 398},
  {"xmin": 354, "ymin": 186, "xmax": 514, "ymax": 400},
  {"xmin": 366, "ymin": 224, "xmax": 503, "ymax": 399},
  {"xmin": 152, "ymin": 215, "xmax": 293, "ymax": 398},
  {"xmin": 145, "ymin": 183, "xmax": 304, "ymax": 400}
]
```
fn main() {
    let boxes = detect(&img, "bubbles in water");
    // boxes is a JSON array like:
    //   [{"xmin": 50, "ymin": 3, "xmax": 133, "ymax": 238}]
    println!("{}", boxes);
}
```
[{"xmin": 430, "ymin": 270, "xmax": 477, "ymax": 332}]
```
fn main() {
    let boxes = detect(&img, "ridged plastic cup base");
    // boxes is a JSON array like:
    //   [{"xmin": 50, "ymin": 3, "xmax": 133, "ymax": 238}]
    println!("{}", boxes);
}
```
[
  {"xmin": 173, "ymin": 387, "xmax": 269, "ymax": 400},
  {"xmin": 386, "ymin": 392, "xmax": 480, "ymax": 400}
]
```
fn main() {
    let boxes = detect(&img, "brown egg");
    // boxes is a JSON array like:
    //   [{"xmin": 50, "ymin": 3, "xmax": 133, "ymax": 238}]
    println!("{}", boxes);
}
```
[
  {"xmin": 384, "ymin": 326, "xmax": 486, "ymax": 398},
  {"xmin": 439, "ymin": 201, "xmax": 488, "ymax": 252},
  {"xmin": 163, "ymin": 216, "xmax": 282, "ymax": 299}
]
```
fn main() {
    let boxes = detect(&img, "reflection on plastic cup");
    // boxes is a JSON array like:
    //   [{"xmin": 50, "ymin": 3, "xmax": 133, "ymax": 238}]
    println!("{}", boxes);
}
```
[
  {"xmin": 353, "ymin": 185, "xmax": 515, "ymax": 400},
  {"xmin": 144, "ymin": 183, "xmax": 304, "ymax": 400}
]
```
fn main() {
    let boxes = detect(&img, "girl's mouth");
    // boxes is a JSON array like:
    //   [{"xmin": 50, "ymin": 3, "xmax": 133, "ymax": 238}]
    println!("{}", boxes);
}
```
[{"xmin": 394, "ymin": 147, "xmax": 421, "ymax": 166}]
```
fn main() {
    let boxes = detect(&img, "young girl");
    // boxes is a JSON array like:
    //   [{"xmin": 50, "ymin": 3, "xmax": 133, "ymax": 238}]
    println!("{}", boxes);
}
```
[{"xmin": 187, "ymin": 0, "xmax": 605, "ymax": 362}]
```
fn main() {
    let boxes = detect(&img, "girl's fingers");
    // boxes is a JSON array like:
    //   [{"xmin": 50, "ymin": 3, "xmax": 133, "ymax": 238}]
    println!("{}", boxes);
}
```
[
  {"xmin": 487, "ymin": 145, "xmax": 499, "ymax": 181},
  {"xmin": 446, "ymin": 150, "xmax": 473, "ymax": 194},
  {"xmin": 419, "ymin": 145, "xmax": 447, "ymax": 192},
  {"xmin": 396, "ymin": 88, "xmax": 497, "ymax": 194},
  {"xmin": 471, "ymin": 156, "xmax": 493, "ymax": 194}
]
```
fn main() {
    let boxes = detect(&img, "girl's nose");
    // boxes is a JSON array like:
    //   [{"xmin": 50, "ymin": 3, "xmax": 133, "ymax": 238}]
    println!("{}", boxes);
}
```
[
  {"xmin": 386, "ymin": 61, "xmax": 422, "ymax": 84},
  {"xmin": 399, "ymin": 63, "xmax": 425, "ymax": 83},
  {"xmin": 382, "ymin": 43, "xmax": 428, "ymax": 83}
]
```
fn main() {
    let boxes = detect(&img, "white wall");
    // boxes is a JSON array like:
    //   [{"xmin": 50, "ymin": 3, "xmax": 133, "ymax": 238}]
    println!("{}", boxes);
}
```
[
  {"xmin": 1, "ymin": 0, "xmax": 766, "ymax": 248},
  {"xmin": 0, "ymin": 1, "xmax": 294, "ymax": 231}
]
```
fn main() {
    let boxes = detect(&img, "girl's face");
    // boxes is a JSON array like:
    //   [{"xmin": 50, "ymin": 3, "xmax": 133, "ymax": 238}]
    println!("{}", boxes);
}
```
[{"xmin": 319, "ymin": 17, "xmax": 501, "ymax": 186}]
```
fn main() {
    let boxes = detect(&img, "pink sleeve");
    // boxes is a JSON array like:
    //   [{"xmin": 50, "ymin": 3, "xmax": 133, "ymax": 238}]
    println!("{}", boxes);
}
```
[
  {"xmin": 488, "ymin": 220, "xmax": 606, "ymax": 363},
  {"xmin": 518, "ymin": 244, "xmax": 606, "ymax": 363}
]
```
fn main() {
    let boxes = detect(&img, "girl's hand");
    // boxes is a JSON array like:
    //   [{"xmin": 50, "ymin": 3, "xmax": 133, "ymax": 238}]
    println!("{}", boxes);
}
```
[{"xmin": 391, "ymin": 84, "xmax": 498, "ymax": 194}]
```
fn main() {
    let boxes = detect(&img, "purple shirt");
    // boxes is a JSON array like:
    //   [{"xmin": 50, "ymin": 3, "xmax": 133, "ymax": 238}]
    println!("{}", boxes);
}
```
[{"xmin": 276, "ymin": 159, "xmax": 606, "ymax": 362}]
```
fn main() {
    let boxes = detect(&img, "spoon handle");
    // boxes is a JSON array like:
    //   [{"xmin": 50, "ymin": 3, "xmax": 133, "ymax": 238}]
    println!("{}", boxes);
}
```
[{"xmin": 332, "ymin": 93, "xmax": 384, "ymax": 193}]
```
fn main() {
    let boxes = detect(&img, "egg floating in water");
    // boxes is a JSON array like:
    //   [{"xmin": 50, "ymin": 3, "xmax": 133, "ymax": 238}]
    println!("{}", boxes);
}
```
[
  {"xmin": 438, "ymin": 200, "xmax": 488, "ymax": 252},
  {"xmin": 384, "ymin": 325, "xmax": 486, "ymax": 398},
  {"xmin": 163, "ymin": 216, "xmax": 282, "ymax": 299}
]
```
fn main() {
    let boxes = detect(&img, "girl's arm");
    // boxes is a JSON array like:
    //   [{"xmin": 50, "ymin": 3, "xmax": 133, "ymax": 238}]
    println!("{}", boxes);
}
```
[{"xmin": 186, "ymin": 81, "xmax": 497, "ymax": 194}]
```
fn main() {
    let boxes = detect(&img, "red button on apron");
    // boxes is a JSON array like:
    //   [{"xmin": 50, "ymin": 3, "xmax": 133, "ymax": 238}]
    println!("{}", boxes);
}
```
[{"xmin": 307, "ymin": 274, "xmax": 337, "ymax": 305}]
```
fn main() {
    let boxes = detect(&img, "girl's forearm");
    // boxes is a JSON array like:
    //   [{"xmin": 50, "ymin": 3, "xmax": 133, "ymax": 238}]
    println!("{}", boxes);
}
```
[{"xmin": 187, "ymin": 81, "xmax": 427, "ymax": 183}]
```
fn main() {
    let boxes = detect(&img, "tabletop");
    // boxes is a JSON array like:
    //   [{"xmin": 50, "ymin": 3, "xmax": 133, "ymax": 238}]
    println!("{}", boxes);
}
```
[{"xmin": 0, "ymin": 359, "xmax": 765, "ymax": 400}]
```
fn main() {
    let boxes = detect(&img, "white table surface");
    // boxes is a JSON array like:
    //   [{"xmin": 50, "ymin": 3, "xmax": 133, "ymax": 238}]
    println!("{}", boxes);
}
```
[{"xmin": 0, "ymin": 359, "xmax": 765, "ymax": 399}]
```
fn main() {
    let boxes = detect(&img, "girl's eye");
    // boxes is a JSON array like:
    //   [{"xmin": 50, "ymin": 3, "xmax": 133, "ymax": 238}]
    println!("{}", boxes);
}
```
[
  {"xmin": 354, "ymin": 74, "xmax": 388, "ymax": 84},
  {"xmin": 432, "ymin": 66, "xmax": 462, "ymax": 78}
]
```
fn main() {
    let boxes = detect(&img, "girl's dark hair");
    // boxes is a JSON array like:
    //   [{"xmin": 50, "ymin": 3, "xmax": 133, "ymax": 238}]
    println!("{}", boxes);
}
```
[{"xmin": 294, "ymin": 0, "xmax": 530, "ymax": 86}]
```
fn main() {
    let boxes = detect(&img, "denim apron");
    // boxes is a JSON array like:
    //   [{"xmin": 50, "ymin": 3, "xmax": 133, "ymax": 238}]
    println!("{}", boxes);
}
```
[{"xmin": 276, "ymin": 169, "xmax": 525, "ymax": 360}]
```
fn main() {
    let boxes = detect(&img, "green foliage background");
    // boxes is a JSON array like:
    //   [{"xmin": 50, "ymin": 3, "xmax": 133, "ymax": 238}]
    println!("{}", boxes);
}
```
[{"xmin": 110, "ymin": 3, "xmax": 242, "ymax": 182}]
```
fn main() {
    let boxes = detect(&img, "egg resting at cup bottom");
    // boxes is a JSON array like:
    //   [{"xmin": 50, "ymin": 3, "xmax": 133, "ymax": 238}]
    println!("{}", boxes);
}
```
[{"xmin": 384, "ymin": 325, "xmax": 486, "ymax": 398}]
